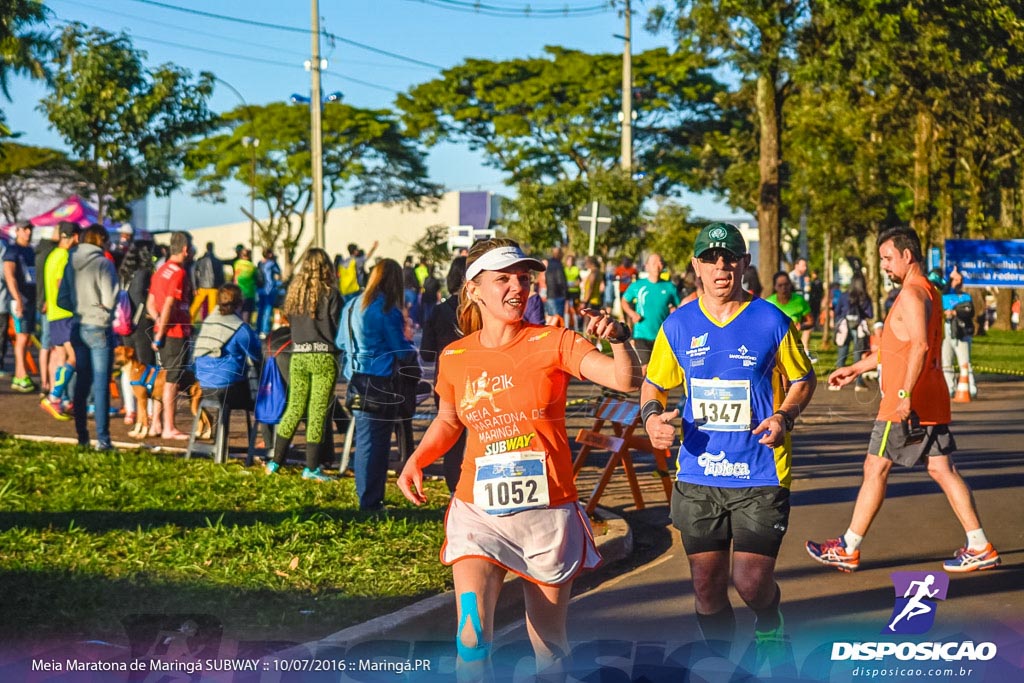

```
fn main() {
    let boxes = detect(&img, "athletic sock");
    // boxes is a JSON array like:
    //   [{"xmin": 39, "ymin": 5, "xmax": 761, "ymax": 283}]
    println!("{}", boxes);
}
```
[
  {"xmin": 753, "ymin": 586, "xmax": 782, "ymax": 634},
  {"xmin": 965, "ymin": 529, "xmax": 989, "ymax": 551},
  {"xmin": 52, "ymin": 363, "xmax": 75, "ymax": 401},
  {"xmin": 696, "ymin": 605, "xmax": 735, "ymax": 658},
  {"xmin": 843, "ymin": 529, "xmax": 864, "ymax": 552}
]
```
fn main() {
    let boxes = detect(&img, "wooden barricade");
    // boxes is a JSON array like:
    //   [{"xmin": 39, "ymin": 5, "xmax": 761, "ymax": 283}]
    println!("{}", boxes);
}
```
[{"xmin": 572, "ymin": 395, "xmax": 674, "ymax": 515}]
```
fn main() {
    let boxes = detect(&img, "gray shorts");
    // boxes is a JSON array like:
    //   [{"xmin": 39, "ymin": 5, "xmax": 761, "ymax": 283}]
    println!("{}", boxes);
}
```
[
  {"xmin": 670, "ymin": 482, "xmax": 790, "ymax": 558},
  {"xmin": 868, "ymin": 420, "xmax": 956, "ymax": 467}
]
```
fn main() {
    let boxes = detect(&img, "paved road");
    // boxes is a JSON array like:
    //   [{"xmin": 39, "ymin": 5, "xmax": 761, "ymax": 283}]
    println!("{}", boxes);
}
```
[{"xmin": 487, "ymin": 378, "xmax": 1024, "ymax": 681}]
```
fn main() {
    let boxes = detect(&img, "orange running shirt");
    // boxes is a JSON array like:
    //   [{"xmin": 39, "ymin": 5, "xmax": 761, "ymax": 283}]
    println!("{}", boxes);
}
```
[
  {"xmin": 878, "ymin": 272, "xmax": 951, "ymax": 425},
  {"xmin": 435, "ymin": 324, "xmax": 597, "ymax": 507}
]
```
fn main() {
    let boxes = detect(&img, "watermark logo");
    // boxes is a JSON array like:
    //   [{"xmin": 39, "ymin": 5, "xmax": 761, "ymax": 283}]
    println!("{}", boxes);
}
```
[{"xmin": 885, "ymin": 571, "xmax": 949, "ymax": 635}]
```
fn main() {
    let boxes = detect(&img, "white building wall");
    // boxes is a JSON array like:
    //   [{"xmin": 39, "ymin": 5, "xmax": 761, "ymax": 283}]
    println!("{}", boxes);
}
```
[{"xmin": 185, "ymin": 192, "xmax": 464, "ymax": 267}]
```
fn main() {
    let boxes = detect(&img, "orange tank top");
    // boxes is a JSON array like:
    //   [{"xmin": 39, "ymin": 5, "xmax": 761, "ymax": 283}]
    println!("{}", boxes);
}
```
[{"xmin": 878, "ymin": 273, "xmax": 951, "ymax": 424}]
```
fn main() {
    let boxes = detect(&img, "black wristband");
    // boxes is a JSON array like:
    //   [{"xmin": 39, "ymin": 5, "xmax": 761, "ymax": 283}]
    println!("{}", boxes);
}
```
[
  {"xmin": 641, "ymin": 399, "xmax": 665, "ymax": 426},
  {"xmin": 773, "ymin": 409, "xmax": 795, "ymax": 432},
  {"xmin": 609, "ymin": 324, "xmax": 631, "ymax": 344}
]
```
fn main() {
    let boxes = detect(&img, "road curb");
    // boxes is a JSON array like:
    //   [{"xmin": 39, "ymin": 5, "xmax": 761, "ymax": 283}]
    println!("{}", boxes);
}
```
[{"xmin": 301, "ymin": 506, "xmax": 632, "ymax": 651}]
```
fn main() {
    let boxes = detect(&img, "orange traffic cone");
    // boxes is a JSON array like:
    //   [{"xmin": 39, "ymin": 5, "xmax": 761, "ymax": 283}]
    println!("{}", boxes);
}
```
[{"xmin": 952, "ymin": 365, "xmax": 972, "ymax": 403}]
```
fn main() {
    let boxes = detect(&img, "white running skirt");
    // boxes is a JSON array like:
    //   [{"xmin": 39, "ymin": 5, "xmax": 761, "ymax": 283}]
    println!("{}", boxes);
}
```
[{"xmin": 441, "ymin": 497, "xmax": 602, "ymax": 586}]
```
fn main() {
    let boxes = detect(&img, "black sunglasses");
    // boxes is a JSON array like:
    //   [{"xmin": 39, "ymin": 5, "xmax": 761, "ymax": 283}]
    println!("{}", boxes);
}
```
[{"xmin": 698, "ymin": 249, "xmax": 741, "ymax": 265}]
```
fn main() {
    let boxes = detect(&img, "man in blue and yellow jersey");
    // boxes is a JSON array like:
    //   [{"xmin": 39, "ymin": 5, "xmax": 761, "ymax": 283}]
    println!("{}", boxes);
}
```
[{"xmin": 640, "ymin": 222, "xmax": 816, "ymax": 656}]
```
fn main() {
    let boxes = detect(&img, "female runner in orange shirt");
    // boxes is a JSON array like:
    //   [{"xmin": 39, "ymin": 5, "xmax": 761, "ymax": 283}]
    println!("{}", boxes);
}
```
[{"xmin": 398, "ymin": 238, "xmax": 641, "ymax": 679}]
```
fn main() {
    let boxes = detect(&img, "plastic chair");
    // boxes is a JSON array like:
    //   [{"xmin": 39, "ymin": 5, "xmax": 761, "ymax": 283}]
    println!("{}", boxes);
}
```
[{"xmin": 186, "ymin": 393, "xmax": 256, "ymax": 464}]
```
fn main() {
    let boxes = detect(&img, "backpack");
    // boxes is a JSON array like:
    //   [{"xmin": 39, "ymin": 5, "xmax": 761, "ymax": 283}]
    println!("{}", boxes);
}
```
[
  {"xmin": 112, "ymin": 290, "xmax": 135, "ymax": 336},
  {"xmin": 194, "ymin": 254, "xmax": 216, "ymax": 289},
  {"xmin": 338, "ymin": 258, "xmax": 360, "ymax": 296},
  {"xmin": 56, "ymin": 261, "xmax": 76, "ymax": 313},
  {"xmin": 952, "ymin": 300, "xmax": 975, "ymax": 340},
  {"xmin": 254, "ymin": 339, "xmax": 290, "ymax": 424}
]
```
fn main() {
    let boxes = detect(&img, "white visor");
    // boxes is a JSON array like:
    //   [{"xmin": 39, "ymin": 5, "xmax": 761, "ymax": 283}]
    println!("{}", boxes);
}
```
[{"xmin": 465, "ymin": 246, "xmax": 545, "ymax": 282}]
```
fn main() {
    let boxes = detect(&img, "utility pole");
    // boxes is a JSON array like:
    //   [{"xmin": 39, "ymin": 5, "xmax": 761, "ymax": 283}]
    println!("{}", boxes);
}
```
[
  {"xmin": 620, "ymin": 0, "xmax": 632, "ymax": 171},
  {"xmin": 310, "ymin": 0, "xmax": 325, "ymax": 250}
]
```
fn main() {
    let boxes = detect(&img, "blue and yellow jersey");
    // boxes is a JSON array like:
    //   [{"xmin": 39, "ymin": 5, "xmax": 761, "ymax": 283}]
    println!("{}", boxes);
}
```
[{"xmin": 645, "ymin": 297, "xmax": 813, "ymax": 489}]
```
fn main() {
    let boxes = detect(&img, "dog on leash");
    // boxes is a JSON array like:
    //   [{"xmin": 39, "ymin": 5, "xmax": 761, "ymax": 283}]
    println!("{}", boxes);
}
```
[{"xmin": 115, "ymin": 346, "xmax": 210, "ymax": 439}]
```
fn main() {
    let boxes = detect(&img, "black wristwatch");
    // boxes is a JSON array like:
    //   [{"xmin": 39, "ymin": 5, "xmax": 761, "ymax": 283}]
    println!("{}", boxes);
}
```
[
  {"xmin": 774, "ymin": 409, "xmax": 795, "ymax": 432},
  {"xmin": 609, "ymin": 324, "xmax": 631, "ymax": 344}
]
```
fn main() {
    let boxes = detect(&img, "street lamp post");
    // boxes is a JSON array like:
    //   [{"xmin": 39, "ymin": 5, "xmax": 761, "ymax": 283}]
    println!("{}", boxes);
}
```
[
  {"xmin": 212, "ymin": 77, "xmax": 260, "ymax": 252},
  {"xmin": 242, "ymin": 136, "xmax": 260, "ymax": 252},
  {"xmin": 290, "ymin": 89, "xmax": 342, "ymax": 253},
  {"xmin": 310, "ymin": 0, "xmax": 325, "ymax": 250}
]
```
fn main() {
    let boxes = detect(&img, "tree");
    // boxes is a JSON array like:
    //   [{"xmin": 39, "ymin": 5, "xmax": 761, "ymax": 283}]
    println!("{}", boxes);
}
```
[
  {"xmin": 0, "ymin": 142, "xmax": 83, "ymax": 222},
  {"xmin": 401, "ymin": 47, "xmax": 726, "ymax": 193},
  {"xmin": 649, "ymin": 0, "xmax": 810, "ymax": 278},
  {"xmin": 409, "ymin": 224, "xmax": 452, "ymax": 268},
  {"xmin": 38, "ymin": 23, "xmax": 215, "ymax": 221},
  {"xmin": 400, "ymin": 46, "xmax": 733, "ymax": 255},
  {"xmin": 0, "ymin": 0, "xmax": 54, "ymax": 137},
  {"xmin": 643, "ymin": 199, "xmax": 701, "ymax": 273},
  {"xmin": 185, "ymin": 101, "xmax": 440, "ymax": 268}
]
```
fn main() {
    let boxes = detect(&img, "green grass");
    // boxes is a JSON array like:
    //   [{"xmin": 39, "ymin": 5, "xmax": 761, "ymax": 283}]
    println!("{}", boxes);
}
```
[
  {"xmin": 0, "ymin": 437, "xmax": 451, "ymax": 644},
  {"xmin": 810, "ymin": 328, "xmax": 1024, "ymax": 376},
  {"xmin": 970, "ymin": 329, "xmax": 1024, "ymax": 375}
]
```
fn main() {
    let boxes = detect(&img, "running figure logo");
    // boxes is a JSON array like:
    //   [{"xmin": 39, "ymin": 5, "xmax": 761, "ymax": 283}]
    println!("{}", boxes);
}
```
[
  {"xmin": 462, "ymin": 370, "xmax": 506, "ymax": 412},
  {"xmin": 885, "ymin": 571, "xmax": 949, "ymax": 635}
]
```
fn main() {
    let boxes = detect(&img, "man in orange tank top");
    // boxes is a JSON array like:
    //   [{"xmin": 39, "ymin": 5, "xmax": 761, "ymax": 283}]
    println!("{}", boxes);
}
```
[{"xmin": 806, "ymin": 227, "xmax": 999, "ymax": 573}]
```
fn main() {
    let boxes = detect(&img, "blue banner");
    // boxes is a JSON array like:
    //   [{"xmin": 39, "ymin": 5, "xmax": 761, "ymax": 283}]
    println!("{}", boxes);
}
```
[{"xmin": 945, "ymin": 239, "xmax": 1024, "ymax": 287}]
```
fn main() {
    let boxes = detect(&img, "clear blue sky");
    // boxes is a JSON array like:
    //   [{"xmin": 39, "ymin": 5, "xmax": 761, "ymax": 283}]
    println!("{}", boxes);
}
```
[{"xmin": 6, "ymin": 0, "xmax": 738, "ymax": 229}]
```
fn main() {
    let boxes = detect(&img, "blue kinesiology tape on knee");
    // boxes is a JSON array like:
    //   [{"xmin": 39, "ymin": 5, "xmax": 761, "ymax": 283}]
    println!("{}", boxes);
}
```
[
  {"xmin": 53, "ymin": 363, "xmax": 75, "ymax": 400},
  {"xmin": 456, "ymin": 592, "xmax": 490, "ymax": 662}
]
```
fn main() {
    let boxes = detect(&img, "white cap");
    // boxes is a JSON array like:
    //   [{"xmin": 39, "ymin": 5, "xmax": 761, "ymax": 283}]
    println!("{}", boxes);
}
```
[
  {"xmin": 119, "ymin": 223, "xmax": 134, "ymax": 235},
  {"xmin": 465, "ymin": 245, "xmax": 545, "ymax": 281}
]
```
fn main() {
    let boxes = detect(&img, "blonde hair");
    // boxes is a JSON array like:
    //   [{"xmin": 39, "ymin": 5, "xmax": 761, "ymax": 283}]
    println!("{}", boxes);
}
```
[
  {"xmin": 283, "ymin": 248, "xmax": 337, "ymax": 318},
  {"xmin": 457, "ymin": 237, "xmax": 523, "ymax": 335}
]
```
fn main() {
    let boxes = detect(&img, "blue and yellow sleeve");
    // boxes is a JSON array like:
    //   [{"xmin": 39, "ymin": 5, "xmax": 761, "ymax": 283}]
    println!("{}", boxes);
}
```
[
  {"xmin": 777, "ymin": 321, "xmax": 814, "ymax": 382},
  {"xmin": 644, "ymin": 327, "xmax": 685, "ymax": 392}
]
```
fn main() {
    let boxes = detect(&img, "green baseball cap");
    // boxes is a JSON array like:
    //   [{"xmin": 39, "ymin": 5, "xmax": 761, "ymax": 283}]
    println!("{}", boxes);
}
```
[{"xmin": 694, "ymin": 222, "xmax": 747, "ymax": 258}]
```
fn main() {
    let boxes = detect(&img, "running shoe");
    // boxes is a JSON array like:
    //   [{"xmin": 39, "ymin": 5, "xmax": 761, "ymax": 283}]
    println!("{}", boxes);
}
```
[
  {"xmin": 302, "ymin": 467, "xmax": 332, "ymax": 482},
  {"xmin": 943, "ymin": 544, "xmax": 1000, "ymax": 573},
  {"xmin": 40, "ymin": 397, "xmax": 72, "ymax": 421},
  {"xmin": 805, "ymin": 537, "xmax": 860, "ymax": 572},
  {"xmin": 754, "ymin": 611, "xmax": 790, "ymax": 668},
  {"xmin": 265, "ymin": 461, "xmax": 280, "ymax": 475},
  {"xmin": 11, "ymin": 376, "xmax": 37, "ymax": 393}
]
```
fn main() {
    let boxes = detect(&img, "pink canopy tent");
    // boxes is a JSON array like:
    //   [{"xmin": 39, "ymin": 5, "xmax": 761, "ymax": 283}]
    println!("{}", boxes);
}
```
[{"xmin": 1, "ymin": 196, "xmax": 148, "ymax": 242}]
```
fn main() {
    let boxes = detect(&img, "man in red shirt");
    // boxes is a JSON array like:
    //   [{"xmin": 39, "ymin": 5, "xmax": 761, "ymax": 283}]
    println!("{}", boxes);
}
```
[
  {"xmin": 614, "ymin": 256, "xmax": 638, "ymax": 294},
  {"xmin": 146, "ymin": 231, "xmax": 195, "ymax": 439}
]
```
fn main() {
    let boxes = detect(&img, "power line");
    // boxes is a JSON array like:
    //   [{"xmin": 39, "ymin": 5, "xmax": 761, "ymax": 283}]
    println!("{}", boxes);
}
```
[
  {"xmin": 99, "ymin": 30, "xmax": 400, "ymax": 94},
  {"xmin": 53, "ymin": 0, "xmax": 435, "ymax": 71},
  {"xmin": 52, "ymin": 0, "xmax": 310, "ymax": 60},
  {"xmin": 401, "ymin": 0, "xmax": 611, "ymax": 18},
  {"xmin": 124, "ymin": 0, "xmax": 443, "ymax": 69}
]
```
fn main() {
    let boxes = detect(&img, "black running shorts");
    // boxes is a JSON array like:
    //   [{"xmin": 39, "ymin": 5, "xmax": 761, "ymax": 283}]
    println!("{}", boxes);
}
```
[{"xmin": 670, "ymin": 481, "xmax": 790, "ymax": 558}]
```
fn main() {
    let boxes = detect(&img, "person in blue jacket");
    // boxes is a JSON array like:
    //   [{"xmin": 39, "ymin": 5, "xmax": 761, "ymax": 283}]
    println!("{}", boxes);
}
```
[
  {"xmin": 338, "ymin": 258, "xmax": 416, "ymax": 510},
  {"xmin": 193, "ymin": 283, "xmax": 262, "ymax": 411}
]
